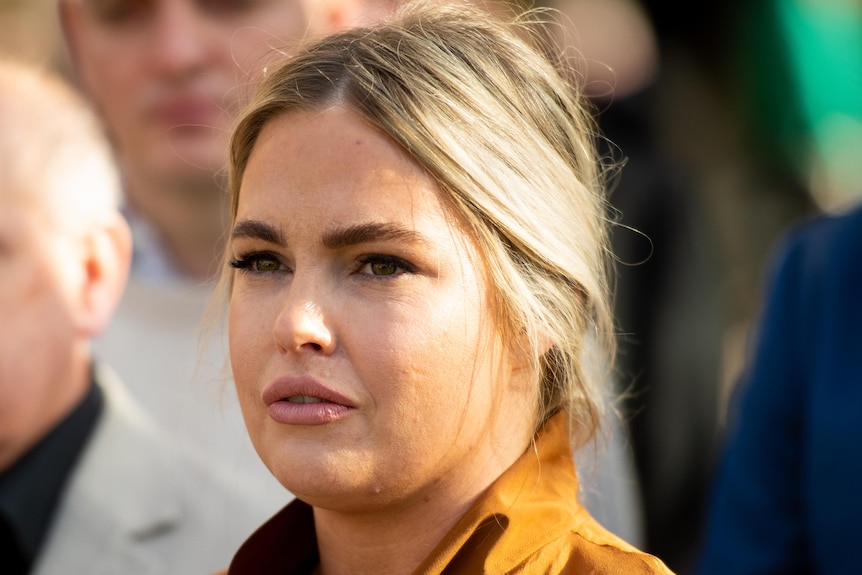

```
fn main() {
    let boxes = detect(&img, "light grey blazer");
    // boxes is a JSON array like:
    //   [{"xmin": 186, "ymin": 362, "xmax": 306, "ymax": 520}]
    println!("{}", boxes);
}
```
[{"xmin": 33, "ymin": 365, "xmax": 281, "ymax": 575}]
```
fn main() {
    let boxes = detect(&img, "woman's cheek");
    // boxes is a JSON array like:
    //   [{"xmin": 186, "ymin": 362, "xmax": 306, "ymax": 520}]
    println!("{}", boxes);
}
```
[{"xmin": 229, "ymin": 304, "xmax": 265, "ymax": 395}]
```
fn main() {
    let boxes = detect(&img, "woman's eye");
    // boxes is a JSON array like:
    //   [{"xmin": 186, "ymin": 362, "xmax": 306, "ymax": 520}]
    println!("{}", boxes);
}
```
[
  {"xmin": 230, "ymin": 253, "xmax": 282, "ymax": 274},
  {"xmin": 369, "ymin": 260, "xmax": 398, "ymax": 276},
  {"xmin": 358, "ymin": 256, "xmax": 414, "ymax": 277}
]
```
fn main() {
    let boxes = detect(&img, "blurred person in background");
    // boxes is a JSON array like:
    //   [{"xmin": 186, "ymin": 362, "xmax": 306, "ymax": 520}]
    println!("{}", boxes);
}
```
[
  {"xmin": 696, "ymin": 1, "xmax": 862, "ymax": 572},
  {"xmin": 0, "ymin": 58, "xmax": 266, "ymax": 575},
  {"xmin": 57, "ymin": 0, "xmax": 395, "ymax": 512},
  {"xmin": 697, "ymin": 202, "xmax": 862, "ymax": 574}
]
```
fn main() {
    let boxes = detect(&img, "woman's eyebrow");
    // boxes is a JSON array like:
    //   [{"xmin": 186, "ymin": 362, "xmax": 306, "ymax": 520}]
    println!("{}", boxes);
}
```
[
  {"xmin": 232, "ymin": 220, "xmax": 427, "ymax": 249},
  {"xmin": 322, "ymin": 222, "xmax": 427, "ymax": 250},
  {"xmin": 231, "ymin": 219, "xmax": 285, "ymax": 245}
]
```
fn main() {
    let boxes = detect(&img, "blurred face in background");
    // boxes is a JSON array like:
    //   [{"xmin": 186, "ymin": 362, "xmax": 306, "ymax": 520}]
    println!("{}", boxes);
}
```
[{"xmin": 61, "ymin": 0, "xmax": 366, "ymax": 188}]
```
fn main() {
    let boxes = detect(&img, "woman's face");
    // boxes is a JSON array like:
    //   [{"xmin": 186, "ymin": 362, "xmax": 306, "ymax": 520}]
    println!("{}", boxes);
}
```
[{"xmin": 228, "ymin": 106, "xmax": 535, "ymax": 513}]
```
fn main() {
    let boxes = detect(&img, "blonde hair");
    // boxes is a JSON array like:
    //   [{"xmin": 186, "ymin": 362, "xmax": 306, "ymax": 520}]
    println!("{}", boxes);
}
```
[
  {"xmin": 0, "ymin": 58, "xmax": 120, "ymax": 233},
  {"xmin": 225, "ymin": 1, "xmax": 615, "ymax": 448}
]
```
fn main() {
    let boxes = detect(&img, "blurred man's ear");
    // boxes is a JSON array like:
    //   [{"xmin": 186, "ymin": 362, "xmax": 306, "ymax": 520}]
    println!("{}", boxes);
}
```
[{"xmin": 73, "ymin": 213, "xmax": 132, "ymax": 338}]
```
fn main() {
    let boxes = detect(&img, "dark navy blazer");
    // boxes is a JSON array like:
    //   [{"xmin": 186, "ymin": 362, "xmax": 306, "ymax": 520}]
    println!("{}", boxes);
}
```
[{"xmin": 697, "ymin": 204, "xmax": 862, "ymax": 574}]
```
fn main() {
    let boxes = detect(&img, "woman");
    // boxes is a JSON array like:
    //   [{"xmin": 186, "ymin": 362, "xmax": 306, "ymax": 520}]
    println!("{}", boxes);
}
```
[{"xmin": 218, "ymin": 2, "xmax": 673, "ymax": 573}]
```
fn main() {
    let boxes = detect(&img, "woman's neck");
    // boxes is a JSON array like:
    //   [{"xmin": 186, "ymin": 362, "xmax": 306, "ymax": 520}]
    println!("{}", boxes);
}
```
[
  {"xmin": 310, "ymin": 435, "xmax": 529, "ymax": 575},
  {"xmin": 312, "ymin": 492, "xmax": 468, "ymax": 575}
]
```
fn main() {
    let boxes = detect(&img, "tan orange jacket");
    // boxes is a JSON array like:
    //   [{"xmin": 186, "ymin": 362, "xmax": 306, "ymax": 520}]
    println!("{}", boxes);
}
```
[{"xmin": 219, "ymin": 412, "xmax": 674, "ymax": 574}]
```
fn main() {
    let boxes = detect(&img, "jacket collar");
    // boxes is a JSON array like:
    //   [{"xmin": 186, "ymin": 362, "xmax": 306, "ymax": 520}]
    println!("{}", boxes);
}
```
[{"xmin": 33, "ymin": 365, "xmax": 185, "ymax": 575}]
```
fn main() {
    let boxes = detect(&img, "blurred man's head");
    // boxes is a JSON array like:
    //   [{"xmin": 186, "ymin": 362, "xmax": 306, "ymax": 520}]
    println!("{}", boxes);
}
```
[
  {"xmin": 59, "ymin": 0, "xmax": 390, "ymax": 194},
  {"xmin": 0, "ymin": 59, "xmax": 131, "ymax": 471}
]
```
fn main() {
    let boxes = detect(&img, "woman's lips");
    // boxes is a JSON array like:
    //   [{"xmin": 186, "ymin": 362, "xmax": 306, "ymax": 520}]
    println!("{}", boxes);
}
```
[{"xmin": 263, "ymin": 376, "xmax": 356, "ymax": 426}]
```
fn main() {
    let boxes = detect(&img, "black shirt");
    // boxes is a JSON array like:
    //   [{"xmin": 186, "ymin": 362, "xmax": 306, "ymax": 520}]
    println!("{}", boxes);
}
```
[{"xmin": 0, "ymin": 376, "xmax": 104, "ymax": 574}]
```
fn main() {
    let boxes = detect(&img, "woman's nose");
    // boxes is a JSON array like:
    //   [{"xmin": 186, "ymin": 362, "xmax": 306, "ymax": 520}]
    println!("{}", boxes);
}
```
[{"xmin": 272, "ymin": 285, "xmax": 335, "ymax": 355}]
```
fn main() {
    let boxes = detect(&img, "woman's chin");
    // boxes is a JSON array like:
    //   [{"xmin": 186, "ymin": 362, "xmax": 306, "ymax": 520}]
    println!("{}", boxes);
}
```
[
  {"xmin": 264, "ymin": 453, "xmax": 377, "ymax": 507},
  {"xmin": 274, "ymin": 466, "xmax": 409, "ymax": 514}
]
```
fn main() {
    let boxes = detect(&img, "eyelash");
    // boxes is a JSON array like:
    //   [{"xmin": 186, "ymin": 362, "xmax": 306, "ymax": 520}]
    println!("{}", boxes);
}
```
[
  {"xmin": 229, "ymin": 251, "xmax": 283, "ymax": 274},
  {"xmin": 229, "ymin": 252, "xmax": 417, "ymax": 278},
  {"xmin": 356, "ymin": 255, "xmax": 417, "ymax": 278}
]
